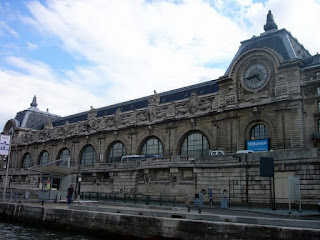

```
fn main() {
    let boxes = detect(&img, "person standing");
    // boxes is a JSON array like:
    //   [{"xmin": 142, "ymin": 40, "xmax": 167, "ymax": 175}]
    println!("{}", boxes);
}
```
[{"xmin": 67, "ymin": 184, "xmax": 74, "ymax": 204}]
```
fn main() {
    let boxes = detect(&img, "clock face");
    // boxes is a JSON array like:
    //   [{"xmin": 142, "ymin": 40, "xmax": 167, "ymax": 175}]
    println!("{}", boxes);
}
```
[{"xmin": 244, "ymin": 63, "xmax": 268, "ymax": 90}]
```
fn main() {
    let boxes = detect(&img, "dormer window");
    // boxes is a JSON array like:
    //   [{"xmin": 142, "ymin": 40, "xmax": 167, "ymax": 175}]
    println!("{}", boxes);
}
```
[{"xmin": 317, "ymin": 87, "xmax": 320, "ymax": 95}]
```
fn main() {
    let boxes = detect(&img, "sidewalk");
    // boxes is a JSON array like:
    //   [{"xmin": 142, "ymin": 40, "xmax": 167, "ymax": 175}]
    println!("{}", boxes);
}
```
[{"xmin": 22, "ymin": 199, "xmax": 320, "ymax": 220}]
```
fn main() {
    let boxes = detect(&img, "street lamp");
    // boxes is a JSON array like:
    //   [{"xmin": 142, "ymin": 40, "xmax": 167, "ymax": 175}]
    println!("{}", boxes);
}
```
[
  {"xmin": 77, "ymin": 177, "xmax": 82, "ymax": 200},
  {"xmin": 1, "ymin": 134, "xmax": 12, "ymax": 201}
]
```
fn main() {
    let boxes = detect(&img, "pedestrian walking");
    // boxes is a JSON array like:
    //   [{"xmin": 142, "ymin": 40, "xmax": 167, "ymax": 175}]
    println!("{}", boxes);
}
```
[{"xmin": 67, "ymin": 184, "xmax": 74, "ymax": 204}]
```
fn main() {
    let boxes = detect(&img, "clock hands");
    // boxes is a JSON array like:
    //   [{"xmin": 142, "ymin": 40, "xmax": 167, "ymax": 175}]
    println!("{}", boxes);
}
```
[{"xmin": 245, "ymin": 74, "xmax": 260, "ymax": 81}]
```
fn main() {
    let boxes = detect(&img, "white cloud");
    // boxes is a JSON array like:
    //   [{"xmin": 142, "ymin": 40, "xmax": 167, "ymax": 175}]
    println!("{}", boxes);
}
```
[
  {"xmin": 0, "ymin": 0, "xmax": 320, "ymax": 130},
  {"xmin": 0, "ymin": 59, "xmax": 103, "ymax": 129},
  {"xmin": 0, "ymin": 20, "xmax": 19, "ymax": 37},
  {"xmin": 26, "ymin": 42, "xmax": 37, "ymax": 50}
]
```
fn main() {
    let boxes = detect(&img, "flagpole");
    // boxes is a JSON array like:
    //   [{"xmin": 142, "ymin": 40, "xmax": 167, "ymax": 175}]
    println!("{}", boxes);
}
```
[{"xmin": 2, "ymin": 135, "xmax": 12, "ymax": 201}]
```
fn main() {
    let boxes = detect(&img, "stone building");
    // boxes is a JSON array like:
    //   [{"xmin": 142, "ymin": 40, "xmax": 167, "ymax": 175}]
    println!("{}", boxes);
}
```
[{"xmin": 1, "ymin": 11, "xmax": 320, "ymax": 205}]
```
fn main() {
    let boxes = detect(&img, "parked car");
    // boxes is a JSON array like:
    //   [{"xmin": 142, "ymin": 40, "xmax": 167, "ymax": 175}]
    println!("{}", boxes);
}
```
[
  {"xmin": 209, "ymin": 150, "xmax": 226, "ymax": 155},
  {"xmin": 236, "ymin": 150, "xmax": 254, "ymax": 154}
]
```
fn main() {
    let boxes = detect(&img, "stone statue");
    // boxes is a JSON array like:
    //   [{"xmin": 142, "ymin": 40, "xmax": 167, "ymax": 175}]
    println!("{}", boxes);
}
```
[
  {"xmin": 147, "ymin": 104, "xmax": 157, "ymax": 122},
  {"xmin": 189, "ymin": 92, "xmax": 199, "ymax": 114},
  {"xmin": 114, "ymin": 108, "xmax": 122, "ymax": 127},
  {"xmin": 264, "ymin": 10, "xmax": 278, "ymax": 32},
  {"xmin": 149, "ymin": 90, "xmax": 160, "ymax": 106},
  {"xmin": 88, "ymin": 106, "xmax": 97, "ymax": 120},
  {"xmin": 63, "ymin": 121, "xmax": 70, "ymax": 135}
]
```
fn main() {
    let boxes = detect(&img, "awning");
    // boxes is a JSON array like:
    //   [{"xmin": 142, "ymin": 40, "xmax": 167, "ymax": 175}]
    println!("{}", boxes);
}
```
[{"xmin": 32, "ymin": 165, "xmax": 76, "ymax": 176}]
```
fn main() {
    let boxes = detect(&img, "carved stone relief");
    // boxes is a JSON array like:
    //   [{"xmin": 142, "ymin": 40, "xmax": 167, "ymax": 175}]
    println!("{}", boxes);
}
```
[
  {"xmin": 129, "ymin": 110, "xmax": 137, "ymax": 125},
  {"xmin": 189, "ymin": 92, "xmax": 199, "ymax": 114},
  {"xmin": 211, "ymin": 97, "xmax": 218, "ymax": 111},
  {"xmin": 114, "ymin": 108, "xmax": 122, "ymax": 127},
  {"xmin": 275, "ymin": 84, "xmax": 288, "ymax": 96},
  {"xmin": 166, "ymin": 102, "xmax": 176, "ymax": 118}
]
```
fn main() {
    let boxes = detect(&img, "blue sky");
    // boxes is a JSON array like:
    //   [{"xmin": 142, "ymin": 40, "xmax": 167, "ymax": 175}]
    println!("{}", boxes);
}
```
[{"xmin": 1, "ymin": 0, "xmax": 320, "ymax": 130}]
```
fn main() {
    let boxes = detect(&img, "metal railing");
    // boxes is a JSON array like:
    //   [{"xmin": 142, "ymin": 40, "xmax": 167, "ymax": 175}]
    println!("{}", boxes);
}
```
[{"xmin": 79, "ymin": 192, "xmax": 177, "ymax": 207}]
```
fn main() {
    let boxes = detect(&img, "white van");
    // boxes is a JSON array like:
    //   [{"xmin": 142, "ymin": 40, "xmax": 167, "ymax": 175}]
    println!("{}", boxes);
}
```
[
  {"xmin": 120, "ymin": 155, "xmax": 146, "ymax": 162},
  {"xmin": 236, "ymin": 150, "xmax": 254, "ymax": 154},
  {"xmin": 209, "ymin": 150, "xmax": 226, "ymax": 156}
]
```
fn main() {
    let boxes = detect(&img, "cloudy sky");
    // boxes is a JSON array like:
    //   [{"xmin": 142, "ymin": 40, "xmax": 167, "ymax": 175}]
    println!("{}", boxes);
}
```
[{"xmin": 1, "ymin": 0, "xmax": 320, "ymax": 130}]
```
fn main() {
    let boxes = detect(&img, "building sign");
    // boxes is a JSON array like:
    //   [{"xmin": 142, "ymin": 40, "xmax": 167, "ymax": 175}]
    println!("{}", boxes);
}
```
[
  {"xmin": 247, "ymin": 139, "xmax": 268, "ymax": 152},
  {"xmin": 260, "ymin": 157, "xmax": 274, "ymax": 177},
  {"xmin": 0, "ymin": 135, "xmax": 11, "ymax": 156}
]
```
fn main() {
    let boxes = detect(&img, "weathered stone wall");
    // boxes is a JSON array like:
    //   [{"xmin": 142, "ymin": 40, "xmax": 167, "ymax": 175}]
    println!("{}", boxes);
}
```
[
  {"xmin": 0, "ymin": 202, "xmax": 319, "ymax": 240},
  {"xmin": 2, "ymin": 148, "xmax": 319, "ymax": 206}
]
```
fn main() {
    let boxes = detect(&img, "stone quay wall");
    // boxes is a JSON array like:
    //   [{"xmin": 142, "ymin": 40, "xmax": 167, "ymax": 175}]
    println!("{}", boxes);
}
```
[{"xmin": 0, "ymin": 202, "xmax": 320, "ymax": 240}]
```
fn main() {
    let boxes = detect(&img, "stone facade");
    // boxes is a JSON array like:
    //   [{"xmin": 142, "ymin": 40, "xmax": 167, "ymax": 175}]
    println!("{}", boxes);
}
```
[{"xmin": 1, "ymin": 12, "xmax": 320, "ymax": 205}]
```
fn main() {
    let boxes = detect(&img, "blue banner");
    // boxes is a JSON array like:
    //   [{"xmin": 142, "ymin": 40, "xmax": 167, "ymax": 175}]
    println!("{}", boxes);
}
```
[{"xmin": 247, "ymin": 139, "xmax": 269, "ymax": 152}]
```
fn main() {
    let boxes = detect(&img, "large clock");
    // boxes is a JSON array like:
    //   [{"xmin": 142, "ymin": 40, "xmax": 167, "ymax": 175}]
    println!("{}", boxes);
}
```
[{"xmin": 244, "ymin": 63, "xmax": 268, "ymax": 90}]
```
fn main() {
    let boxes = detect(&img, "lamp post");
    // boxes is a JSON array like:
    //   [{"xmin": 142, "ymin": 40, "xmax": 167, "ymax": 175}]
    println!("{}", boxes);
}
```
[
  {"xmin": 1, "ymin": 134, "xmax": 12, "ymax": 201},
  {"xmin": 77, "ymin": 177, "xmax": 81, "ymax": 200}
]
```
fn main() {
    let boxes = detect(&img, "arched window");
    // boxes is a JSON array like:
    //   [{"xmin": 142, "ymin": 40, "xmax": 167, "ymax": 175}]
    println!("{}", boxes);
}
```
[
  {"xmin": 181, "ymin": 132, "xmax": 209, "ymax": 156},
  {"xmin": 22, "ymin": 153, "xmax": 31, "ymax": 168},
  {"xmin": 107, "ymin": 141, "xmax": 127, "ymax": 163},
  {"xmin": 141, "ymin": 137, "xmax": 163, "ymax": 156},
  {"xmin": 57, "ymin": 148, "xmax": 70, "ymax": 166},
  {"xmin": 80, "ymin": 145, "xmax": 96, "ymax": 165},
  {"xmin": 250, "ymin": 124, "xmax": 269, "ymax": 140},
  {"xmin": 39, "ymin": 151, "xmax": 49, "ymax": 166}
]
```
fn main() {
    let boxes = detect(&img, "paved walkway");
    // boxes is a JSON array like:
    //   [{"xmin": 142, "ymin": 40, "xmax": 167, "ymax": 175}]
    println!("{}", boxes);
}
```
[{"xmin": 24, "ymin": 200, "xmax": 320, "ymax": 219}]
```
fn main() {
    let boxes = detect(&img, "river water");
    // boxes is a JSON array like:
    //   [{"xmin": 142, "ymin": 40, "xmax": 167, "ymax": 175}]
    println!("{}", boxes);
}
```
[
  {"xmin": 0, "ymin": 220, "xmax": 148, "ymax": 240},
  {"xmin": 0, "ymin": 220, "xmax": 103, "ymax": 240}
]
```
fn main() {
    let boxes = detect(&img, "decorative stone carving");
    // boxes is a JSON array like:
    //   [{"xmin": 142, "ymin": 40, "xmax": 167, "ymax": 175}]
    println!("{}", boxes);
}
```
[
  {"xmin": 114, "ymin": 108, "xmax": 122, "ymax": 127},
  {"xmin": 43, "ymin": 122, "xmax": 53, "ymax": 139},
  {"xmin": 45, "ymin": 118, "xmax": 53, "ymax": 129},
  {"xmin": 211, "ymin": 97, "xmax": 218, "ymax": 111},
  {"xmin": 79, "ymin": 123, "xmax": 88, "ymax": 134},
  {"xmin": 88, "ymin": 106, "xmax": 97, "ymax": 120},
  {"xmin": 129, "ymin": 110, "xmax": 137, "ymax": 125},
  {"xmin": 63, "ymin": 121, "xmax": 70, "ymax": 136},
  {"xmin": 99, "ymin": 118, "xmax": 106, "ymax": 129},
  {"xmin": 177, "ymin": 102, "xmax": 189, "ymax": 116},
  {"xmin": 106, "ymin": 117, "xmax": 115, "ymax": 129},
  {"xmin": 138, "ymin": 112, "xmax": 147, "ymax": 122},
  {"xmin": 252, "ymin": 107, "xmax": 261, "ymax": 120},
  {"xmin": 189, "ymin": 92, "xmax": 199, "ymax": 114},
  {"xmin": 156, "ymin": 111, "xmax": 166, "ymax": 120},
  {"xmin": 89, "ymin": 119, "xmax": 99, "ymax": 132},
  {"xmin": 148, "ymin": 125, "xmax": 153, "ymax": 135},
  {"xmin": 225, "ymin": 95, "xmax": 236, "ymax": 105},
  {"xmin": 190, "ymin": 118, "xmax": 196, "ymax": 128},
  {"xmin": 149, "ymin": 90, "xmax": 160, "ymax": 106},
  {"xmin": 147, "ymin": 105, "xmax": 157, "ymax": 122},
  {"xmin": 37, "ymin": 131, "xmax": 46, "ymax": 141},
  {"xmin": 147, "ymin": 91, "xmax": 160, "ymax": 122},
  {"xmin": 57, "ymin": 127, "xmax": 64, "ymax": 138},
  {"xmin": 199, "ymin": 100, "xmax": 211, "ymax": 112},
  {"xmin": 166, "ymin": 102, "xmax": 176, "ymax": 118},
  {"xmin": 275, "ymin": 83, "xmax": 288, "ymax": 96},
  {"xmin": 70, "ymin": 124, "xmax": 79, "ymax": 136}
]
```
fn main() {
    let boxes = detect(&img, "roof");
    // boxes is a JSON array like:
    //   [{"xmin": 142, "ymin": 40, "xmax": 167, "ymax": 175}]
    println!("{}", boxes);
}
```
[
  {"xmin": 224, "ymin": 28, "xmax": 311, "ymax": 76},
  {"xmin": 52, "ymin": 80, "xmax": 219, "ymax": 127},
  {"xmin": 14, "ymin": 96, "xmax": 60, "ymax": 130}
]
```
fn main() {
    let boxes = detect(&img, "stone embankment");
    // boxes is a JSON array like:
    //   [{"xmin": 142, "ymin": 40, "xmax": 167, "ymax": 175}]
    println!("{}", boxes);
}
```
[{"xmin": 0, "ymin": 201, "xmax": 320, "ymax": 240}]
